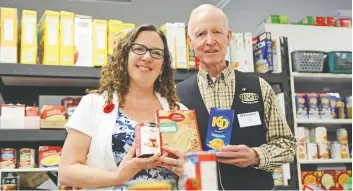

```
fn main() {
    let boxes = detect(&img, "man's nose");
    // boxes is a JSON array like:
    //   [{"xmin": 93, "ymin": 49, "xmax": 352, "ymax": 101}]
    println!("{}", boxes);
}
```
[{"xmin": 205, "ymin": 34, "xmax": 216, "ymax": 45}]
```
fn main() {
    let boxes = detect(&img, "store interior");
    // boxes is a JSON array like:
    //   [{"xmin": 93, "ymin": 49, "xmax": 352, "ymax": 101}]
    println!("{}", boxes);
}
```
[{"xmin": 0, "ymin": 0, "xmax": 352, "ymax": 190}]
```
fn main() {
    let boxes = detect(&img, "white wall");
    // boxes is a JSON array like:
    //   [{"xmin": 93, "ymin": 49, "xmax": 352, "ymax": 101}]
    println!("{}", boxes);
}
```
[
  {"xmin": 0, "ymin": 0, "xmax": 351, "ymax": 35},
  {"xmin": 223, "ymin": 0, "xmax": 352, "ymax": 34}
]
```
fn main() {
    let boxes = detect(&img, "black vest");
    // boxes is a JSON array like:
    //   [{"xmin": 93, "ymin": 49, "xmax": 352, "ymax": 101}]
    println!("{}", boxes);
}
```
[{"xmin": 176, "ymin": 71, "xmax": 274, "ymax": 190}]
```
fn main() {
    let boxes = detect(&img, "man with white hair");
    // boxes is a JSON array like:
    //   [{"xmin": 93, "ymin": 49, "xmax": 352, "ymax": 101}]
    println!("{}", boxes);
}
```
[{"xmin": 176, "ymin": 4, "xmax": 296, "ymax": 190}]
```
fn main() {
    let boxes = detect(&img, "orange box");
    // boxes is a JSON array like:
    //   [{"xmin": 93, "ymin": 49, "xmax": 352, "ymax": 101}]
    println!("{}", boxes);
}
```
[
  {"xmin": 40, "ymin": 105, "xmax": 65, "ymax": 120},
  {"xmin": 26, "ymin": 106, "xmax": 39, "ymax": 116},
  {"xmin": 301, "ymin": 171, "xmax": 319, "ymax": 188},
  {"xmin": 156, "ymin": 110, "xmax": 202, "ymax": 157},
  {"xmin": 334, "ymin": 170, "xmax": 352, "ymax": 190},
  {"xmin": 316, "ymin": 171, "xmax": 335, "ymax": 190}
]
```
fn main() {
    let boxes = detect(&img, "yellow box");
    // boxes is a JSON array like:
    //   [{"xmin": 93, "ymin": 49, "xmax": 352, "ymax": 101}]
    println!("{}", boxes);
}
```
[
  {"xmin": 59, "ymin": 11, "xmax": 74, "ymax": 66},
  {"xmin": 93, "ymin": 19, "xmax": 107, "ymax": 67},
  {"xmin": 0, "ymin": 7, "xmax": 18, "ymax": 63},
  {"xmin": 107, "ymin": 20, "xmax": 135, "ymax": 58},
  {"xmin": 38, "ymin": 10, "xmax": 59, "ymax": 65},
  {"xmin": 19, "ymin": 10, "xmax": 37, "ymax": 64}
]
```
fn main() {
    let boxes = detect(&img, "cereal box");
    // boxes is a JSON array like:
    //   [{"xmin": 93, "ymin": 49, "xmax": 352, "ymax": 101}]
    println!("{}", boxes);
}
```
[
  {"xmin": 19, "ymin": 10, "xmax": 37, "ymax": 64},
  {"xmin": 156, "ymin": 110, "xmax": 202, "ymax": 157},
  {"xmin": 38, "ymin": 10, "xmax": 59, "ymax": 65},
  {"xmin": 252, "ymin": 32, "xmax": 273, "ymax": 73},
  {"xmin": 319, "ymin": 93, "xmax": 332, "ymax": 119},
  {"xmin": 59, "ymin": 11, "xmax": 74, "ymax": 66},
  {"xmin": 0, "ymin": 7, "xmax": 18, "ymax": 63},
  {"xmin": 205, "ymin": 108, "xmax": 235, "ymax": 151},
  {"xmin": 108, "ymin": 20, "xmax": 135, "ymax": 60},
  {"xmin": 92, "ymin": 19, "xmax": 107, "ymax": 67},
  {"xmin": 296, "ymin": 93, "xmax": 308, "ymax": 119},
  {"xmin": 74, "ymin": 14, "xmax": 92, "ymax": 67},
  {"xmin": 307, "ymin": 93, "xmax": 320, "ymax": 119}
]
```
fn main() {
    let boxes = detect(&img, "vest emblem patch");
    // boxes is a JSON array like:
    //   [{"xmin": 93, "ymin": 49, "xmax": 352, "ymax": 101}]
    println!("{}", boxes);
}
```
[{"xmin": 239, "ymin": 92, "xmax": 259, "ymax": 104}]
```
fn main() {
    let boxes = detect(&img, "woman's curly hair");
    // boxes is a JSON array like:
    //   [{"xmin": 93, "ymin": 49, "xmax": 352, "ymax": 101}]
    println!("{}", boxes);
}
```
[{"xmin": 88, "ymin": 24, "xmax": 179, "ymax": 109}]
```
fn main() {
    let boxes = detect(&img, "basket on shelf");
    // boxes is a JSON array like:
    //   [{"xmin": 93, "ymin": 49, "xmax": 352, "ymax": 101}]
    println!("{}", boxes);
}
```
[
  {"xmin": 291, "ymin": 51, "xmax": 326, "ymax": 73},
  {"xmin": 324, "ymin": 51, "xmax": 352, "ymax": 74}
]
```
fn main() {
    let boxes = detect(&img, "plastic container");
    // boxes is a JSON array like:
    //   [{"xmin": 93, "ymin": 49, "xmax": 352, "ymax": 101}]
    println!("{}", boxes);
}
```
[
  {"xmin": 291, "ymin": 51, "xmax": 326, "ymax": 72},
  {"xmin": 324, "ymin": 51, "xmax": 352, "ymax": 74}
]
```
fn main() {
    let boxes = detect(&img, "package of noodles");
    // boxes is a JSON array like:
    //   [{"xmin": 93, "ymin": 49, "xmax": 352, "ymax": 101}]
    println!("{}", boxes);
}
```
[
  {"xmin": 156, "ymin": 110, "xmax": 202, "ymax": 158},
  {"xmin": 126, "ymin": 180, "xmax": 176, "ymax": 190}
]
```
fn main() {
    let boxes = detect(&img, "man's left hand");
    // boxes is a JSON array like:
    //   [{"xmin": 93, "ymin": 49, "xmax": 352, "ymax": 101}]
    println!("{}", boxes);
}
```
[{"xmin": 215, "ymin": 145, "xmax": 259, "ymax": 168}]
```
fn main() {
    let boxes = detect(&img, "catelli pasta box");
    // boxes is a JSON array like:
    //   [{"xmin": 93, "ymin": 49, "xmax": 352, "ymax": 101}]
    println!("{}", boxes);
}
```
[{"xmin": 156, "ymin": 110, "xmax": 202, "ymax": 157}]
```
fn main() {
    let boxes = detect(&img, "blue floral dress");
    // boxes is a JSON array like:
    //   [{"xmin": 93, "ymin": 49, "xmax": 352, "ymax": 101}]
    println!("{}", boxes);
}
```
[{"xmin": 112, "ymin": 108, "xmax": 179, "ymax": 190}]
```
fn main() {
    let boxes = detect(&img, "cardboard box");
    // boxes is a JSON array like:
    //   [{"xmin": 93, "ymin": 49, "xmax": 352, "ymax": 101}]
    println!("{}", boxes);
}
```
[
  {"xmin": 230, "ymin": 33, "xmax": 244, "ymax": 70},
  {"xmin": 160, "ymin": 23, "xmax": 176, "ymax": 68},
  {"xmin": 107, "ymin": 20, "xmax": 134, "ymax": 59},
  {"xmin": 156, "ymin": 110, "xmax": 202, "ymax": 157},
  {"xmin": 59, "ymin": 11, "xmax": 74, "ymax": 66},
  {"xmin": 74, "ymin": 14, "xmax": 92, "ymax": 67},
  {"xmin": 38, "ymin": 146, "xmax": 61, "ymax": 168},
  {"xmin": 0, "ymin": 7, "xmax": 18, "ymax": 63},
  {"xmin": 19, "ymin": 10, "xmax": 37, "ymax": 64},
  {"xmin": 38, "ymin": 10, "xmax": 59, "ymax": 65},
  {"xmin": 253, "ymin": 32, "xmax": 273, "ymax": 73},
  {"xmin": 93, "ymin": 19, "xmax": 107, "ymax": 67},
  {"xmin": 174, "ymin": 23, "xmax": 188, "ymax": 69},
  {"xmin": 243, "ymin": 32, "xmax": 254, "ymax": 72}
]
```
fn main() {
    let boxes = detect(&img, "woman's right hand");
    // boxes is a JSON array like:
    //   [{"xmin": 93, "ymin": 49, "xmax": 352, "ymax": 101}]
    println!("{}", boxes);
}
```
[{"xmin": 115, "ymin": 143, "xmax": 161, "ymax": 184}]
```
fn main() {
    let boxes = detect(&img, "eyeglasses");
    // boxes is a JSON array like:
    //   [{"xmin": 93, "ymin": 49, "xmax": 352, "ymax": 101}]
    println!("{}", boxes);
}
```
[{"xmin": 130, "ymin": 43, "xmax": 164, "ymax": 59}]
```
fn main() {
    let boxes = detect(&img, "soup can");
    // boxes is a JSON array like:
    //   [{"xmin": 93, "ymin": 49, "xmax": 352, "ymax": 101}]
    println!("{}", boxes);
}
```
[
  {"xmin": 0, "ymin": 148, "xmax": 16, "ymax": 169},
  {"xmin": 135, "ymin": 122, "xmax": 161, "ymax": 158},
  {"xmin": 19, "ymin": 148, "xmax": 35, "ymax": 168}
]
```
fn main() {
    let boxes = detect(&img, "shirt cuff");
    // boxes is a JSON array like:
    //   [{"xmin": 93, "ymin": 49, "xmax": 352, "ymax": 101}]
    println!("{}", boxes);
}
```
[{"xmin": 252, "ymin": 147, "xmax": 269, "ymax": 170}]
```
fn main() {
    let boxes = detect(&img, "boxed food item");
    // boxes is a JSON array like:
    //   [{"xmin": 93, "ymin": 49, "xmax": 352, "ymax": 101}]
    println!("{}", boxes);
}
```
[
  {"xmin": 135, "ymin": 122, "xmax": 161, "ymax": 158},
  {"xmin": 335, "ymin": 170, "xmax": 352, "ymax": 190},
  {"xmin": 253, "ymin": 32, "xmax": 273, "ymax": 73},
  {"xmin": 326, "ymin": 17, "xmax": 335, "ymax": 26},
  {"xmin": 299, "ymin": 16, "xmax": 316, "ymax": 25},
  {"xmin": 265, "ymin": 15, "xmax": 289, "ymax": 24},
  {"xmin": 0, "ymin": 7, "xmax": 18, "ymax": 63},
  {"xmin": 315, "ymin": 127, "xmax": 327, "ymax": 144},
  {"xmin": 93, "ymin": 19, "xmax": 107, "ymax": 67},
  {"xmin": 107, "ymin": 20, "xmax": 135, "ymax": 60},
  {"xmin": 40, "ymin": 105, "xmax": 66, "ymax": 129},
  {"xmin": 19, "ymin": 10, "xmax": 37, "ymax": 64},
  {"xmin": 317, "ymin": 143, "xmax": 329, "ymax": 159},
  {"xmin": 74, "ymin": 14, "xmax": 92, "ymax": 67},
  {"xmin": 38, "ymin": 146, "xmax": 61, "ymax": 168},
  {"xmin": 174, "ymin": 22, "xmax": 188, "ymax": 69},
  {"xmin": 205, "ymin": 108, "xmax": 234, "ymax": 151},
  {"xmin": 160, "ymin": 23, "xmax": 176, "ymax": 68},
  {"xmin": 298, "ymin": 143, "xmax": 307, "ymax": 159},
  {"xmin": 319, "ymin": 93, "xmax": 332, "ymax": 119},
  {"xmin": 243, "ymin": 32, "xmax": 255, "ymax": 72},
  {"xmin": 306, "ymin": 143, "xmax": 318, "ymax": 160},
  {"xmin": 316, "ymin": 171, "xmax": 336, "ymax": 190},
  {"xmin": 156, "ymin": 110, "xmax": 202, "ymax": 156},
  {"xmin": 59, "ymin": 11, "xmax": 74, "ymax": 66},
  {"xmin": 26, "ymin": 106, "xmax": 39, "ymax": 116},
  {"xmin": 272, "ymin": 168, "xmax": 284, "ymax": 186},
  {"xmin": 337, "ymin": 97, "xmax": 347, "ymax": 119},
  {"xmin": 329, "ymin": 93, "xmax": 339, "ymax": 119},
  {"xmin": 296, "ymin": 93, "xmax": 308, "ymax": 119},
  {"xmin": 1, "ymin": 174, "xmax": 19, "ymax": 190},
  {"xmin": 335, "ymin": 19, "xmax": 352, "ymax": 28},
  {"xmin": 272, "ymin": 37, "xmax": 282, "ymax": 73},
  {"xmin": 185, "ymin": 28, "xmax": 195, "ymax": 69},
  {"xmin": 315, "ymin": 16, "xmax": 326, "ymax": 26},
  {"xmin": 301, "ymin": 171, "xmax": 319, "ymax": 188},
  {"xmin": 230, "ymin": 33, "xmax": 244, "ymax": 70},
  {"xmin": 307, "ymin": 93, "xmax": 320, "ymax": 119},
  {"xmin": 126, "ymin": 180, "xmax": 176, "ymax": 190},
  {"xmin": 38, "ymin": 10, "xmax": 59, "ymax": 65}
]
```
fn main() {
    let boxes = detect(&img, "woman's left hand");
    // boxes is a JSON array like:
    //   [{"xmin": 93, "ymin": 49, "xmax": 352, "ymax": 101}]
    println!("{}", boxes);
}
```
[{"xmin": 158, "ymin": 146, "xmax": 186, "ymax": 177}]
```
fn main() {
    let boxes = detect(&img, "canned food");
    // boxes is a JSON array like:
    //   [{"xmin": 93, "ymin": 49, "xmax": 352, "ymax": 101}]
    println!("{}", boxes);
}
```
[
  {"xmin": 19, "ymin": 148, "xmax": 35, "ymax": 168},
  {"xmin": 330, "ymin": 142, "xmax": 341, "ymax": 159},
  {"xmin": 298, "ymin": 143, "xmax": 307, "ymax": 159},
  {"xmin": 315, "ymin": 127, "xmax": 327, "ymax": 143},
  {"xmin": 318, "ymin": 143, "xmax": 329, "ymax": 159},
  {"xmin": 135, "ymin": 122, "xmax": 161, "ymax": 158},
  {"xmin": 0, "ymin": 148, "xmax": 16, "ymax": 169},
  {"xmin": 307, "ymin": 143, "xmax": 318, "ymax": 160},
  {"xmin": 337, "ymin": 128, "xmax": 348, "ymax": 145},
  {"xmin": 341, "ymin": 144, "xmax": 349, "ymax": 159},
  {"xmin": 184, "ymin": 152, "xmax": 218, "ymax": 190}
]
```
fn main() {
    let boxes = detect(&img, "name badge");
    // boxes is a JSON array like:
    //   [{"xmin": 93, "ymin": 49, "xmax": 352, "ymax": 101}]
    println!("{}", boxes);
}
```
[{"xmin": 237, "ymin": 111, "xmax": 262, "ymax": 128}]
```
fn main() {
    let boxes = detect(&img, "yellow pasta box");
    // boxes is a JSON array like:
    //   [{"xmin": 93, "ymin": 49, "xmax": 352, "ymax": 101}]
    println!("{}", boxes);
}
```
[
  {"xmin": 156, "ymin": 110, "xmax": 202, "ymax": 158},
  {"xmin": 38, "ymin": 10, "xmax": 59, "ymax": 65},
  {"xmin": 59, "ymin": 11, "xmax": 74, "ymax": 66},
  {"xmin": 0, "ymin": 7, "xmax": 18, "ymax": 63},
  {"xmin": 93, "ymin": 19, "xmax": 107, "ymax": 67},
  {"xmin": 107, "ymin": 20, "xmax": 135, "ymax": 59},
  {"xmin": 19, "ymin": 10, "xmax": 37, "ymax": 64}
]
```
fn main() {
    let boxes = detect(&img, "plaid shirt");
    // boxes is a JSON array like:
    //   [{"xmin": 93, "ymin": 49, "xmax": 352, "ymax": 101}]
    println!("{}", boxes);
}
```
[{"xmin": 197, "ymin": 64, "xmax": 296, "ymax": 171}]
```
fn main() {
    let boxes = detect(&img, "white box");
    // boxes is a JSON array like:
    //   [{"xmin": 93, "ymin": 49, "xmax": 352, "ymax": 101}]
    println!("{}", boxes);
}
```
[
  {"xmin": 74, "ymin": 14, "xmax": 92, "ymax": 67},
  {"xmin": 174, "ymin": 23, "xmax": 188, "ymax": 69},
  {"xmin": 243, "ymin": 33, "xmax": 254, "ymax": 72},
  {"xmin": 272, "ymin": 37, "xmax": 282, "ymax": 73},
  {"xmin": 160, "ymin": 23, "xmax": 176, "ymax": 68},
  {"xmin": 0, "ymin": 116, "xmax": 25, "ymax": 129},
  {"xmin": 230, "ymin": 33, "xmax": 245, "ymax": 71}
]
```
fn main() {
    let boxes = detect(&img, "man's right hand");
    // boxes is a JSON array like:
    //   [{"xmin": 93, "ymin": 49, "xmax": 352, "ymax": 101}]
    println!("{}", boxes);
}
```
[{"xmin": 115, "ymin": 143, "xmax": 161, "ymax": 183}]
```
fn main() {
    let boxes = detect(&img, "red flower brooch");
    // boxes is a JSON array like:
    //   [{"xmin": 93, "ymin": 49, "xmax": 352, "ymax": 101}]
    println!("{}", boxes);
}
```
[{"xmin": 103, "ymin": 103, "xmax": 115, "ymax": 113}]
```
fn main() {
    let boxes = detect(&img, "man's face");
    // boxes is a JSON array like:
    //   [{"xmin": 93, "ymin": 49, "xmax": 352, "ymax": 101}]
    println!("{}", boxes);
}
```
[{"xmin": 189, "ymin": 11, "xmax": 231, "ymax": 66}]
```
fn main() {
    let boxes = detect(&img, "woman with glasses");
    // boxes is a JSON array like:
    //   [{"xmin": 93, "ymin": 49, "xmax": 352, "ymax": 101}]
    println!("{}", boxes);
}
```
[{"xmin": 58, "ymin": 24, "xmax": 187, "ymax": 190}]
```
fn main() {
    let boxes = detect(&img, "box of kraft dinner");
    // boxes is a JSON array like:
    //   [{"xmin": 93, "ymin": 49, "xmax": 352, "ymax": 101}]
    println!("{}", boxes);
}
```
[
  {"xmin": 253, "ymin": 32, "xmax": 273, "ymax": 73},
  {"xmin": 205, "ymin": 108, "xmax": 234, "ymax": 152}
]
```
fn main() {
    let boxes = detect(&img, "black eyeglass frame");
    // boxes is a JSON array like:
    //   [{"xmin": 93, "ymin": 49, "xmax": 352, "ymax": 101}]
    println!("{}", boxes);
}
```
[{"xmin": 130, "ymin": 43, "xmax": 165, "ymax": 59}]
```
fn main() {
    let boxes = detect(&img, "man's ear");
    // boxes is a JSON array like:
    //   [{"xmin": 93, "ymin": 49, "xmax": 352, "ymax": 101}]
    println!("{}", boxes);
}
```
[{"xmin": 227, "ymin": 30, "xmax": 232, "ymax": 46}]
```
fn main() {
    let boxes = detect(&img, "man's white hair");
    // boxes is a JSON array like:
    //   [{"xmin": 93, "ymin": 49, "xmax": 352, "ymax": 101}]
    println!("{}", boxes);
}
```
[{"xmin": 187, "ymin": 4, "xmax": 229, "ymax": 36}]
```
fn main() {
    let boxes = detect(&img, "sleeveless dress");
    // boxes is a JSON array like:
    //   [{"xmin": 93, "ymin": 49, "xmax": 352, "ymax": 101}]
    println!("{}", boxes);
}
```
[{"xmin": 112, "ymin": 108, "xmax": 179, "ymax": 190}]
